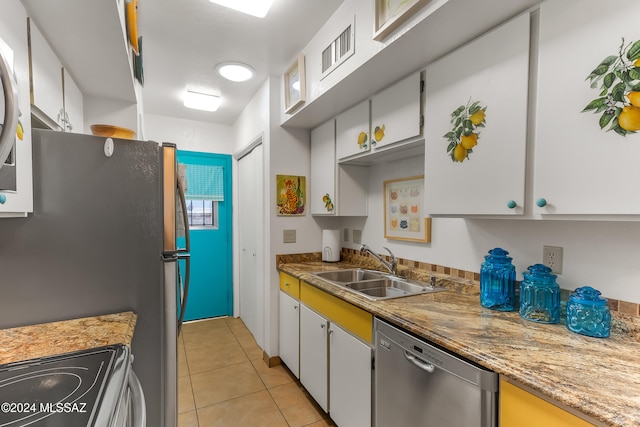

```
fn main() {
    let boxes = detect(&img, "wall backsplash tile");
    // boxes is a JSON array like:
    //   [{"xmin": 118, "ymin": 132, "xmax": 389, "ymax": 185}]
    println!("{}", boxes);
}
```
[{"xmin": 276, "ymin": 249, "xmax": 640, "ymax": 320}]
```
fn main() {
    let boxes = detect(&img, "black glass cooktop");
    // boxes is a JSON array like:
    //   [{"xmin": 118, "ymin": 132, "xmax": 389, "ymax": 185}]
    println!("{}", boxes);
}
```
[{"xmin": 0, "ymin": 345, "xmax": 126, "ymax": 427}]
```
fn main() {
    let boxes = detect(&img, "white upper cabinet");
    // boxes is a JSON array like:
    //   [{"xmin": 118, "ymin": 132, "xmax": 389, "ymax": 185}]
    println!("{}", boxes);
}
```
[
  {"xmin": 336, "ymin": 100, "xmax": 370, "ymax": 160},
  {"xmin": 424, "ymin": 13, "xmax": 530, "ymax": 216},
  {"xmin": 534, "ymin": 0, "xmax": 640, "ymax": 216},
  {"xmin": 311, "ymin": 119, "xmax": 368, "ymax": 216},
  {"xmin": 371, "ymin": 71, "xmax": 422, "ymax": 150},
  {"xmin": 62, "ymin": 69, "xmax": 84, "ymax": 133},
  {"xmin": 311, "ymin": 120, "xmax": 337, "ymax": 215},
  {"xmin": 0, "ymin": 1, "xmax": 33, "ymax": 217},
  {"xmin": 28, "ymin": 18, "xmax": 64, "ymax": 130}
]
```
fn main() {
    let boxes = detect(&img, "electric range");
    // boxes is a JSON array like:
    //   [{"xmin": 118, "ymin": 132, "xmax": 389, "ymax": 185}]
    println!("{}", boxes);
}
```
[{"xmin": 0, "ymin": 344, "xmax": 131, "ymax": 427}]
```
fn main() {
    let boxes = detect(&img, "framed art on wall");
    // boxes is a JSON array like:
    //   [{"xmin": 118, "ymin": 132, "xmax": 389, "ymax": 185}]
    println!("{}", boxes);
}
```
[
  {"xmin": 384, "ymin": 175, "xmax": 431, "ymax": 242},
  {"xmin": 373, "ymin": 0, "xmax": 430, "ymax": 41},
  {"xmin": 277, "ymin": 175, "xmax": 306, "ymax": 216},
  {"xmin": 284, "ymin": 54, "xmax": 306, "ymax": 114}
]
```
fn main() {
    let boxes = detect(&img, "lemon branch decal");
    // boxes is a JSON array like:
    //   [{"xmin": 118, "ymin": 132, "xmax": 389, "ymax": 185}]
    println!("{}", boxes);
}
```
[
  {"xmin": 443, "ymin": 99, "xmax": 486, "ymax": 163},
  {"xmin": 582, "ymin": 38, "xmax": 640, "ymax": 136}
]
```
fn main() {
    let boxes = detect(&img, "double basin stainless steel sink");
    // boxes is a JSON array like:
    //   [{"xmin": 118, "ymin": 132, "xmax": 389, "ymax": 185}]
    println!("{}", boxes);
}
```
[{"xmin": 311, "ymin": 269, "xmax": 446, "ymax": 301}]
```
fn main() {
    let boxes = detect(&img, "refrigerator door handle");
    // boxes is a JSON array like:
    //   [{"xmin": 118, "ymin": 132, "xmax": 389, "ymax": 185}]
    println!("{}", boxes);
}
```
[
  {"xmin": 176, "ymin": 170, "xmax": 190, "ymax": 254},
  {"xmin": 176, "ymin": 253, "xmax": 190, "ymax": 335}
]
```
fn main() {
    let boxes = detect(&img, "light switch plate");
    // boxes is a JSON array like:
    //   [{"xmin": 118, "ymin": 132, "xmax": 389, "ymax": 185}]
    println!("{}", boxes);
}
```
[
  {"xmin": 343, "ymin": 228, "xmax": 349, "ymax": 242},
  {"xmin": 353, "ymin": 229, "xmax": 362, "ymax": 244},
  {"xmin": 283, "ymin": 229, "xmax": 296, "ymax": 243}
]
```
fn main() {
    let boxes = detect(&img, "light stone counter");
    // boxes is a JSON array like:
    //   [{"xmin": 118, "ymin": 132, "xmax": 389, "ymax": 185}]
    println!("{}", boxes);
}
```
[
  {"xmin": 279, "ymin": 261, "xmax": 640, "ymax": 427},
  {"xmin": 0, "ymin": 311, "xmax": 137, "ymax": 365}
]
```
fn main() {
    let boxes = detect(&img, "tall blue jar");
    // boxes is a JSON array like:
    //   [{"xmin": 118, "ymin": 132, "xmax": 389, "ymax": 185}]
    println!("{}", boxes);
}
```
[
  {"xmin": 519, "ymin": 264, "xmax": 560, "ymax": 324},
  {"xmin": 566, "ymin": 286, "xmax": 611, "ymax": 338},
  {"xmin": 480, "ymin": 248, "xmax": 516, "ymax": 311}
]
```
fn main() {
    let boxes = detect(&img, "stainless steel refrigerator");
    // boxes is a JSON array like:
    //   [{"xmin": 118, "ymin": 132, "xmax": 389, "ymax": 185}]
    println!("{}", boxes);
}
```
[{"xmin": 0, "ymin": 129, "xmax": 190, "ymax": 427}]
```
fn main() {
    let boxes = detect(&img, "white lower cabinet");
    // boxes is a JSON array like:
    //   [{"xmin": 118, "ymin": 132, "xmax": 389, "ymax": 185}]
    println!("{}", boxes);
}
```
[
  {"xmin": 300, "ymin": 303, "xmax": 329, "ymax": 411},
  {"xmin": 299, "ymin": 303, "xmax": 372, "ymax": 426},
  {"xmin": 328, "ymin": 322, "xmax": 372, "ymax": 427},
  {"xmin": 278, "ymin": 291, "xmax": 300, "ymax": 378}
]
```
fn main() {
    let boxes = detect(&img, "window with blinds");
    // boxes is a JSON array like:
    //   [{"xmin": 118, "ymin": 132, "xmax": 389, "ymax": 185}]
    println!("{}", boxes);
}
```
[{"xmin": 180, "ymin": 163, "xmax": 224, "ymax": 228}]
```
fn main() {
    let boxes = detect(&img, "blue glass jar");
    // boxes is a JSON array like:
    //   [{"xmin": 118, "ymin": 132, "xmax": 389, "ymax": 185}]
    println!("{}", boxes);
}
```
[
  {"xmin": 519, "ymin": 264, "xmax": 560, "ymax": 323},
  {"xmin": 480, "ymin": 248, "xmax": 516, "ymax": 311},
  {"xmin": 566, "ymin": 286, "xmax": 611, "ymax": 338}
]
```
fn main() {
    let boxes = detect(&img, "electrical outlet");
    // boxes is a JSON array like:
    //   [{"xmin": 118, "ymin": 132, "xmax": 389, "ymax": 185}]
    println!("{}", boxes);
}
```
[
  {"xmin": 343, "ymin": 228, "xmax": 349, "ymax": 242},
  {"xmin": 353, "ymin": 229, "xmax": 362, "ymax": 244},
  {"xmin": 543, "ymin": 245, "xmax": 563, "ymax": 274}
]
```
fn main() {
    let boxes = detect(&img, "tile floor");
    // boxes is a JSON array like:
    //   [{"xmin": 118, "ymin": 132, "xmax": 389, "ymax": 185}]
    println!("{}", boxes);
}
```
[{"xmin": 178, "ymin": 316, "xmax": 337, "ymax": 427}]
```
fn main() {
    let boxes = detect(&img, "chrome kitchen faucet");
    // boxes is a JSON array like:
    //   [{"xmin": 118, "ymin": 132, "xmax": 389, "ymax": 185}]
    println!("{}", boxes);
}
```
[{"xmin": 360, "ymin": 244, "xmax": 397, "ymax": 276}]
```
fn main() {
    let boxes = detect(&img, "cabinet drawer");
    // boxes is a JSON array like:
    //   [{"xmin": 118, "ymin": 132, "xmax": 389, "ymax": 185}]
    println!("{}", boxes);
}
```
[
  {"xmin": 279, "ymin": 273, "xmax": 300, "ymax": 299},
  {"xmin": 300, "ymin": 281, "xmax": 372, "ymax": 343}
]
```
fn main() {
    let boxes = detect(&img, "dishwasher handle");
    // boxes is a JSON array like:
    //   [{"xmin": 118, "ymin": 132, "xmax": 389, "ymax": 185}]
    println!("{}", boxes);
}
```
[{"xmin": 404, "ymin": 350, "xmax": 435, "ymax": 373}]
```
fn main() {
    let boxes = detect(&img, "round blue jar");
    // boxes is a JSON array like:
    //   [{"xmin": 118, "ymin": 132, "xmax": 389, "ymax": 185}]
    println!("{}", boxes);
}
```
[
  {"xmin": 480, "ymin": 248, "xmax": 516, "ymax": 311},
  {"xmin": 566, "ymin": 286, "xmax": 611, "ymax": 338},
  {"xmin": 519, "ymin": 264, "xmax": 560, "ymax": 324}
]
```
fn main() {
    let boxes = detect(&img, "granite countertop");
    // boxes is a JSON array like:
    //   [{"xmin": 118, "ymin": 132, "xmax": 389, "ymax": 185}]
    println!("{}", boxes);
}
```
[
  {"xmin": 279, "ymin": 261, "xmax": 640, "ymax": 427},
  {"xmin": 0, "ymin": 311, "xmax": 137, "ymax": 365}
]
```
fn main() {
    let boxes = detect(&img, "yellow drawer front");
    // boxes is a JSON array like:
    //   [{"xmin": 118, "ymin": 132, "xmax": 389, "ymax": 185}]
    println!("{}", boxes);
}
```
[
  {"xmin": 279, "ymin": 273, "xmax": 300, "ymax": 299},
  {"xmin": 500, "ymin": 379, "xmax": 595, "ymax": 427},
  {"xmin": 300, "ymin": 281, "xmax": 373, "ymax": 343}
]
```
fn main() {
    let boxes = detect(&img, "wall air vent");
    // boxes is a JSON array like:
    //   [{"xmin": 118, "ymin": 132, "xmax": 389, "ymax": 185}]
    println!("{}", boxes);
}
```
[{"xmin": 321, "ymin": 17, "xmax": 355, "ymax": 80}]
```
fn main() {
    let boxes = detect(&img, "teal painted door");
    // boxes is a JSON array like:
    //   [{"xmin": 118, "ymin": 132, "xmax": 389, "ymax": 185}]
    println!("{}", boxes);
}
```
[{"xmin": 177, "ymin": 151, "xmax": 232, "ymax": 320}]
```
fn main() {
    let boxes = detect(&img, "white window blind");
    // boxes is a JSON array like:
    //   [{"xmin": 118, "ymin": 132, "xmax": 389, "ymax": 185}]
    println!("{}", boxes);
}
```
[{"xmin": 181, "ymin": 163, "xmax": 224, "ymax": 201}]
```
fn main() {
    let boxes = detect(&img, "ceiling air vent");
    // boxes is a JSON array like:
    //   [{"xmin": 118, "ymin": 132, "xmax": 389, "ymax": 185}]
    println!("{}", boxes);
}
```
[{"xmin": 321, "ymin": 17, "xmax": 355, "ymax": 80}]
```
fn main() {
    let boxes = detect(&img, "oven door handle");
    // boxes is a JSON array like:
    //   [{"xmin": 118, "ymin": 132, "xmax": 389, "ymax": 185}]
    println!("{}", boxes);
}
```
[{"xmin": 128, "ymin": 370, "xmax": 146, "ymax": 427}]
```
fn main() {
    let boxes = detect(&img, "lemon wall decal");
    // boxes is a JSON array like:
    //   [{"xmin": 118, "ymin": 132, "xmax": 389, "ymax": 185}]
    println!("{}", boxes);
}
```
[
  {"xmin": 582, "ymin": 37, "xmax": 640, "ymax": 137},
  {"xmin": 443, "ymin": 99, "xmax": 487, "ymax": 163}
]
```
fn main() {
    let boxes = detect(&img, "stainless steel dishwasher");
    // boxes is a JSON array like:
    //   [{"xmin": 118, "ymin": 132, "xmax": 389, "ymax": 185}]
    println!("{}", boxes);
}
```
[{"xmin": 375, "ymin": 318, "xmax": 498, "ymax": 427}]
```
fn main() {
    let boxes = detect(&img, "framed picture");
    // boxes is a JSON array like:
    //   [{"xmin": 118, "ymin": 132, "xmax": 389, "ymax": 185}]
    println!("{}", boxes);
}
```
[
  {"xmin": 284, "ymin": 54, "xmax": 306, "ymax": 114},
  {"xmin": 373, "ymin": 0, "xmax": 430, "ymax": 41},
  {"xmin": 384, "ymin": 175, "xmax": 431, "ymax": 242},
  {"xmin": 277, "ymin": 175, "xmax": 306, "ymax": 216}
]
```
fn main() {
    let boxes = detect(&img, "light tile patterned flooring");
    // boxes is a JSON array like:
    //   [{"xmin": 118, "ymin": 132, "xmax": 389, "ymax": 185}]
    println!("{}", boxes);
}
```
[{"xmin": 178, "ymin": 317, "xmax": 337, "ymax": 427}]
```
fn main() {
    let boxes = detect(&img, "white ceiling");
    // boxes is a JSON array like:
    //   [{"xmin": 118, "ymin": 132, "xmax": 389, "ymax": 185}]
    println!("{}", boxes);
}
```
[
  {"xmin": 137, "ymin": 0, "xmax": 344, "ymax": 125},
  {"xmin": 22, "ymin": 0, "xmax": 343, "ymax": 127}
]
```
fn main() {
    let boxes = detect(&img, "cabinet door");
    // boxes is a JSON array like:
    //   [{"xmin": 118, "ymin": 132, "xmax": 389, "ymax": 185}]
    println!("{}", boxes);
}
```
[
  {"xmin": 371, "ymin": 71, "xmax": 422, "ymax": 149},
  {"xmin": 28, "ymin": 19, "xmax": 63, "ymax": 129},
  {"xmin": 62, "ymin": 69, "xmax": 83, "ymax": 133},
  {"xmin": 278, "ymin": 291, "xmax": 299, "ymax": 378},
  {"xmin": 336, "ymin": 100, "xmax": 370, "ymax": 160},
  {"xmin": 500, "ymin": 379, "xmax": 595, "ymax": 427},
  {"xmin": 424, "ymin": 13, "xmax": 529, "ymax": 215},
  {"xmin": 534, "ymin": 0, "xmax": 640, "ymax": 215},
  {"xmin": 299, "ymin": 304, "xmax": 328, "ymax": 412},
  {"xmin": 329, "ymin": 323, "xmax": 372, "ymax": 427},
  {"xmin": 310, "ymin": 120, "xmax": 336, "ymax": 215}
]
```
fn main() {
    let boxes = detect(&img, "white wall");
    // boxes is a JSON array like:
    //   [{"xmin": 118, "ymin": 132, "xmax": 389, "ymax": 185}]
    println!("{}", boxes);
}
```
[
  {"xmin": 83, "ymin": 95, "xmax": 138, "ymax": 135},
  {"xmin": 144, "ymin": 113, "xmax": 233, "ymax": 153},
  {"xmin": 339, "ymin": 156, "xmax": 640, "ymax": 304}
]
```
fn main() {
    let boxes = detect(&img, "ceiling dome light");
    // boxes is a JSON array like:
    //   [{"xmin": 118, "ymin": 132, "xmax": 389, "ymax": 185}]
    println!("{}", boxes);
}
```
[
  {"xmin": 209, "ymin": 0, "xmax": 273, "ymax": 18},
  {"xmin": 184, "ymin": 91, "xmax": 221, "ymax": 112},
  {"xmin": 216, "ymin": 62, "xmax": 255, "ymax": 82}
]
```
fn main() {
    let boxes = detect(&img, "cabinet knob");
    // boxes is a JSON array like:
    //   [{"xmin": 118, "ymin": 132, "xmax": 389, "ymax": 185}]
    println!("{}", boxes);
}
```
[
  {"xmin": 328, "ymin": 329, "xmax": 334, "ymax": 335},
  {"xmin": 294, "ymin": 305, "xmax": 298, "ymax": 310},
  {"xmin": 285, "ymin": 282, "xmax": 290, "ymax": 287},
  {"xmin": 0, "ymin": 194, "xmax": 5, "ymax": 204},
  {"xmin": 320, "ymin": 324, "xmax": 325, "ymax": 329},
  {"xmin": 536, "ymin": 198, "xmax": 547, "ymax": 207},
  {"xmin": 507, "ymin": 200, "xmax": 517, "ymax": 209}
]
